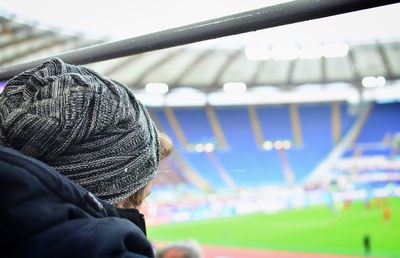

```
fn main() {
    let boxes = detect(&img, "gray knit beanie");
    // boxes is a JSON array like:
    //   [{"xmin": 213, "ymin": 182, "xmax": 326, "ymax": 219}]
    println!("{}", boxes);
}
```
[{"xmin": 0, "ymin": 58, "xmax": 160, "ymax": 204}]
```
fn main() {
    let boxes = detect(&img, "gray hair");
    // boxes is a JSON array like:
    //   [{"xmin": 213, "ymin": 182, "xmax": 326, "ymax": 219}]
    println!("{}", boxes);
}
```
[{"xmin": 156, "ymin": 240, "xmax": 203, "ymax": 258}]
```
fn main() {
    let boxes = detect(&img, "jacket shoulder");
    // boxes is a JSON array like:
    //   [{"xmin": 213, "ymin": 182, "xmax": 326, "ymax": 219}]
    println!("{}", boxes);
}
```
[{"xmin": 0, "ymin": 147, "xmax": 154, "ymax": 258}]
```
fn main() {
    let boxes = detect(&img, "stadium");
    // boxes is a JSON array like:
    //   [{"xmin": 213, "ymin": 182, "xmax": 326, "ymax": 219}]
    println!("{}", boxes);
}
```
[{"xmin": 0, "ymin": 1, "xmax": 399, "ymax": 257}]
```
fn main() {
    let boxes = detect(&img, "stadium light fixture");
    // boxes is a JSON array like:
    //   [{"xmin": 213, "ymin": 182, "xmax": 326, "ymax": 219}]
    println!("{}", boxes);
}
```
[
  {"xmin": 376, "ymin": 76, "xmax": 386, "ymax": 87},
  {"xmin": 362, "ymin": 76, "xmax": 377, "ymax": 88},
  {"xmin": 283, "ymin": 140, "xmax": 292, "ymax": 150},
  {"xmin": 134, "ymin": 90, "xmax": 165, "ymax": 106},
  {"xmin": 274, "ymin": 140, "xmax": 284, "ymax": 150},
  {"xmin": 362, "ymin": 76, "xmax": 386, "ymax": 88},
  {"xmin": 204, "ymin": 143, "xmax": 215, "ymax": 152},
  {"xmin": 262, "ymin": 141, "xmax": 273, "ymax": 151},
  {"xmin": 271, "ymin": 45, "xmax": 298, "ymax": 60},
  {"xmin": 322, "ymin": 43, "xmax": 349, "ymax": 58},
  {"xmin": 223, "ymin": 82, "xmax": 247, "ymax": 93},
  {"xmin": 194, "ymin": 143, "xmax": 204, "ymax": 152},
  {"xmin": 299, "ymin": 44, "xmax": 323, "ymax": 59},
  {"xmin": 145, "ymin": 83, "xmax": 169, "ymax": 94},
  {"xmin": 165, "ymin": 88, "xmax": 207, "ymax": 106},
  {"xmin": 244, "ymin": 46, "xmax": 272, "ymax": 60}
]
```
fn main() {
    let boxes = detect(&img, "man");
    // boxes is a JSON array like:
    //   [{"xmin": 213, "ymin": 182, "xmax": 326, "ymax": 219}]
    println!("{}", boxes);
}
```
[{"xmin": 0, "ymin": 58, "xmax": 172, "ymax": 257}]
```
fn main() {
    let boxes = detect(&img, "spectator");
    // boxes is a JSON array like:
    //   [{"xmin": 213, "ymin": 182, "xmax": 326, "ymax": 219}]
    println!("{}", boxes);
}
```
[
  {"xmin": 156, "ymin": 240, "xmax": 203, "ymax": 258},
  {"xmin": 363, "ymin": 234, "xmax": 371, "ymax": 256},
  {"xmin": 0, "ymin": 58, "xmax": 172, "ymax": 257}
]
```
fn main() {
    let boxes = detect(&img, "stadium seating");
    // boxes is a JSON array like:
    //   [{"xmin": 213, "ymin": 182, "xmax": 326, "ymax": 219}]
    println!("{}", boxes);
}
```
[
  {"xmin": 213, "ymin": 106, "xmax": 285, "ymax": 186},
  {"xmin": 335, "ymin": 102, "xmax": 400, "ymax": 191},
  {"xmin": 356, "ymin": 102, "xmax": 400, "ymax": 143},
  {"xmin": 151, "ymin": 101, "xmax": 361, "ymax": 191}
]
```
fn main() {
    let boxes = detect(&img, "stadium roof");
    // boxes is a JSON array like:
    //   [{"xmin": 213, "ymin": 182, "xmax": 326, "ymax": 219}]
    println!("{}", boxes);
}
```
[{"xmin": 0, "ymin": 1, "xmax": 400, "ymax": 106}]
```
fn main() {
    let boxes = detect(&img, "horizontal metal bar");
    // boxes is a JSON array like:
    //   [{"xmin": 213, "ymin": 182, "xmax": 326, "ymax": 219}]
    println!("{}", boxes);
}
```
[{"xmin": 0, "ymin": 0, "xmax": 397, "ymax": 81}]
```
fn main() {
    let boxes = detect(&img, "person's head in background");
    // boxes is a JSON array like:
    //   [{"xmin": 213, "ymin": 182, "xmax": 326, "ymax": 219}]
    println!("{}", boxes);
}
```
[
  {"xmin": 156, "ymin": 240, "xmax": 203, "ymax": 258},
  {"xmin": 0, "ymin": 57, "xmax": 173, "ymax": 207}
]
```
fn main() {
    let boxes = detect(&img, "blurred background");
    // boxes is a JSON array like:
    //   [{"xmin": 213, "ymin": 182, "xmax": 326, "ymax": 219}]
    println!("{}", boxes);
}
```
[{"xmin": 1, "ymin": 1, "xmax": 399, "ymax": 257}]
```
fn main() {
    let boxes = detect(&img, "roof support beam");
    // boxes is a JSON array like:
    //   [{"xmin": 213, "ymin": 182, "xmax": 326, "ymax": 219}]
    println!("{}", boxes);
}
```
[
  {"xmin": 129, "ymin": 49, "xmax": 182, "ymax": 88},
  {"xmin": 347, "ymin": 46, "xmax": 363, "ymax": 95},
  {"xmin": 103, "ymin": 55, "xmax": 142, "ymax": 77},
  {"xmin": 0, "ymin": 31, "xmax": 54, "ymax": 50},
  {"xmin": 0, "ymin": 37, "xmax": 77, "ymax": 66},
  {"xmin": 249, "ymin": 60, "xmax": 267, "ymax": 87},
  {"xmin": 210, "ymin": 49, "xmax": 241, "ymax": 89},
  {"xmin": 286, "ymin": 58, "xmax": 298, "ymax": 88},
  {"xmin": 321, "ymin": 56, "xmax": 327, "ymax": 85},
  {"xmin": 376, "ymin": 42, "xmax": 394, "ymax": 80},
  {"xmin": 171, "ymin": 49, "xmax": 213, "ymax": 88}
]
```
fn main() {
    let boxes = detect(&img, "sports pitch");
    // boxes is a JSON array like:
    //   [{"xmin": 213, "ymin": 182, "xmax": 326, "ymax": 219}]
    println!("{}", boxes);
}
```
[{"xmin": 148, "ymin": 198, "xmax": 400, "ymax": 257}]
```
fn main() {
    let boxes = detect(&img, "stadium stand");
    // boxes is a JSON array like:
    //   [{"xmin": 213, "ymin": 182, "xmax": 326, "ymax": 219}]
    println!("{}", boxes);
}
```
[
  {"xmin": 150, "ymin": 101, "xmax": 360, "ymax": 191},
  {"xmin": 356, "ymin": 102, "xmax": 400, "ymax": 143}
]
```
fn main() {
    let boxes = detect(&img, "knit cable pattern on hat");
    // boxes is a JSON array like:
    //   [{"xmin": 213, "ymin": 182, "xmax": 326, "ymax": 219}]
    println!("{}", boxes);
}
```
[{"xmin": 0, "ymin": 58, "xmax": 160, "ymax": 204}]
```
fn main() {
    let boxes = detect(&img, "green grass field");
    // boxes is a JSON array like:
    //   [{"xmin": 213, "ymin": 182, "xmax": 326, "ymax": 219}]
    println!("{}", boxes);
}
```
[{"xmin": 148, "ymin": 198, "xmax": 400, "ymax": 257}]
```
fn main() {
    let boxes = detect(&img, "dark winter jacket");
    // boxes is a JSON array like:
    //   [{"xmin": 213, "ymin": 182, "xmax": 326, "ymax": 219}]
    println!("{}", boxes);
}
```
[{"xmin": 0, "ymin": 147, "xmax": 154, "ymax": 258}]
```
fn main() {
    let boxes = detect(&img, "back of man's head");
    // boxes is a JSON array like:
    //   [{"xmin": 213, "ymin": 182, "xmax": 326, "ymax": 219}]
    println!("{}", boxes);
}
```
[{"xmin": 156, "ymin": 240, "xmax": 203, "ymax": 258}]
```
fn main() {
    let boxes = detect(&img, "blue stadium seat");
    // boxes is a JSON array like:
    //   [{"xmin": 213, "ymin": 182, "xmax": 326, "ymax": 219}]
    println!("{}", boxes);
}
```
[
  {"xmin": 257, "ymin": 105, "xmax": 293, "ymax": 141},
  {"xmin": 357, "ymin": 102, "xmax": 400, "ymax": 143}
]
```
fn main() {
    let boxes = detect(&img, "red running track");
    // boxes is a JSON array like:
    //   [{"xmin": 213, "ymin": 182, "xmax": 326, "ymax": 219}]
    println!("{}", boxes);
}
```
[{"xmin": 202, "ymin": 246, "xmax": 369, "ymax": 258}]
